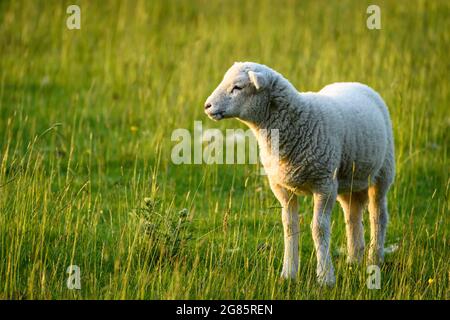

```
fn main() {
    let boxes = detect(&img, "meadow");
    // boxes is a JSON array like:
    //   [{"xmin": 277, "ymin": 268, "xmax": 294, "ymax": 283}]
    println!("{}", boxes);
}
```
[{"xmin": 0, "ymin": 0, "xmax": 448, "ymax": 299}]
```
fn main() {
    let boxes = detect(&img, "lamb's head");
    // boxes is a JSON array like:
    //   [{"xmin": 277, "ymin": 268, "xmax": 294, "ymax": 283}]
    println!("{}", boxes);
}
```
[{"xmin": 204, "ymin": 62, "xmax": 273, "ymax": 122}]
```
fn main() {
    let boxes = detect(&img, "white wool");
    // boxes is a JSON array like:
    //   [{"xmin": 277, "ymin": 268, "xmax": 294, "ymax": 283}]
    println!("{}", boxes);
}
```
[{"xmin": 205, "ymin": 62, "xmax": 395, "ymax": 286}]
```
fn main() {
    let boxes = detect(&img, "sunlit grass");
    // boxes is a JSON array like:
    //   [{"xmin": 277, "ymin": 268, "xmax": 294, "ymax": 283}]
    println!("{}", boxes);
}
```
[{"xmin": 0, "ymin": 0, "xmax": 449, "ymax": 299}]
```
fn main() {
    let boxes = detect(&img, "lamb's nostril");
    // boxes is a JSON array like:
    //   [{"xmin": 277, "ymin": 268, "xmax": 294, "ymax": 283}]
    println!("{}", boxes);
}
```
[{"xmin": 204, "ymin": 103, "xmax": 212, "ymax": 110}]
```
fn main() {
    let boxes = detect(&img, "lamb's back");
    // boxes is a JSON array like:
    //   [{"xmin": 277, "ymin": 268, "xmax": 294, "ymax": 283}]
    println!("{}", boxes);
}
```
[{"xmin": 315, "ymin": 82, "xmax": 391, "ymax": 190}]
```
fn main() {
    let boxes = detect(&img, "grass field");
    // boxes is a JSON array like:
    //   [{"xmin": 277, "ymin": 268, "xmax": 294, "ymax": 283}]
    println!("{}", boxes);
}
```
[{"xmin": 0, "ymin": 0, "xmax": 449, "ymax": 299}]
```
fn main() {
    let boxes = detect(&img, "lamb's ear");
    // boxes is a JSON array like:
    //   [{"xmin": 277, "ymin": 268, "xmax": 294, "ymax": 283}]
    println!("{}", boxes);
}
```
[{"xmin": 248, "ymin": 71, "xmax": 268, "ymax": 91}]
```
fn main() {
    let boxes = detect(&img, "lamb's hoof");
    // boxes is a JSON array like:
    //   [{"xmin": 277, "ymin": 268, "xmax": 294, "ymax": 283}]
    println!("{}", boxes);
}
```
[
  {"xmin": 317, "ymin": 268, "xmax": 336, "ymax": 287},
  {"xmin": 346, "ymin": 246, "xmax": 365, "ymax": 264},
  {"xmin": 317, "ymin": 274, "xmax": 335, "ymax": 287},
  {"xmin": 280, "ymin": 268, "xmax": 297, "ymax": 281}
]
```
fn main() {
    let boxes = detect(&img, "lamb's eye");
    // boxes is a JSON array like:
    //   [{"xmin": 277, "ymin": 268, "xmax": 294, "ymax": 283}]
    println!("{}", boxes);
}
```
[{"xmin": 231, "ymin": 85, "xmax": 242, "ymax": 93}]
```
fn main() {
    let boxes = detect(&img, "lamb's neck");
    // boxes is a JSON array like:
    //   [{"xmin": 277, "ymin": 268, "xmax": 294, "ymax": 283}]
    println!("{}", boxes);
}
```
[
  {"xmin": 241, "ymin": 75, "xmax": 315, "ymax": 163},
  {"xmin": 251, "ymin": 77, "xmax": 311, "ymax": 137}
]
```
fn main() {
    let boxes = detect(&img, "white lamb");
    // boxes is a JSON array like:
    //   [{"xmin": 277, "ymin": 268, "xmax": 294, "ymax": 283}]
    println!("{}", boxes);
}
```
[{"xmin": 204, "ymin": 62, "xmax": 395, "ymax": 286}]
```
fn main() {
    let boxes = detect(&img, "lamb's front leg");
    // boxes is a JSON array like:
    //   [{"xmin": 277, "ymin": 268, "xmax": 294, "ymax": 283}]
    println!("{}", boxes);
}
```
[
  {"xmin": 281, "ymin": 201, "xmax": 299, "ymax": 280},
  {"xmin": 270, "ymin": 183, "xmax": 299, "ymax": 280},
  {"xmin": 312, "ymin": 187, "xmax": 337, "ymax": 286}
]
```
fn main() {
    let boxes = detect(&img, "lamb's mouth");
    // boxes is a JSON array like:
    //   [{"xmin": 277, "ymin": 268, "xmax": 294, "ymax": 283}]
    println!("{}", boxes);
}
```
[{"xmin": 206, "ymin": 111, "xmax": 224, "ymax": 121}]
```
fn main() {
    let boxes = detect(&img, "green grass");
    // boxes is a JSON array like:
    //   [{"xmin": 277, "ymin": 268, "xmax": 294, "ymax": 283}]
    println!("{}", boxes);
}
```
[{"xmin": 0, "ymin": 0, "xmax": 449, "ymax": 299}]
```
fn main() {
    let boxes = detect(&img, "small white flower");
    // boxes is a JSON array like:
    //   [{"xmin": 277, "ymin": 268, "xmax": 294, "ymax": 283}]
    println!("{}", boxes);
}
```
[
  {"xmin": 384, "ymin": 243, "xmax": 399, "ymax": 254},
  {"xmin": 41, "ymin": 75, "xmax": 50, "ymax": 87}
]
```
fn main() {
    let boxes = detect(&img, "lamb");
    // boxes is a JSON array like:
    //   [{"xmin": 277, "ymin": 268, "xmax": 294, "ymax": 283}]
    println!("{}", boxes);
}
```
[{"xmin": 204, "ymin": 62, "xmax": 395, "ymax": 286}]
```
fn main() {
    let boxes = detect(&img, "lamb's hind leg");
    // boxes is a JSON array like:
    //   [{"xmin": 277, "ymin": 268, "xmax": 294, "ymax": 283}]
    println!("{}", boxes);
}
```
[
  {"xmin": 337, "ymin": 191, "xmax": 368, "ymax": 264},
  {"xmin": 368, "ymin": 141, "xmax": 395, "ymax": 265},
  {"xmin": 368, "ymin": 185, "xmax": 389, "ymax": 265},
  {"xmin": 270, "ymin": 182, "xmax": 299, "ymax": 279}
]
